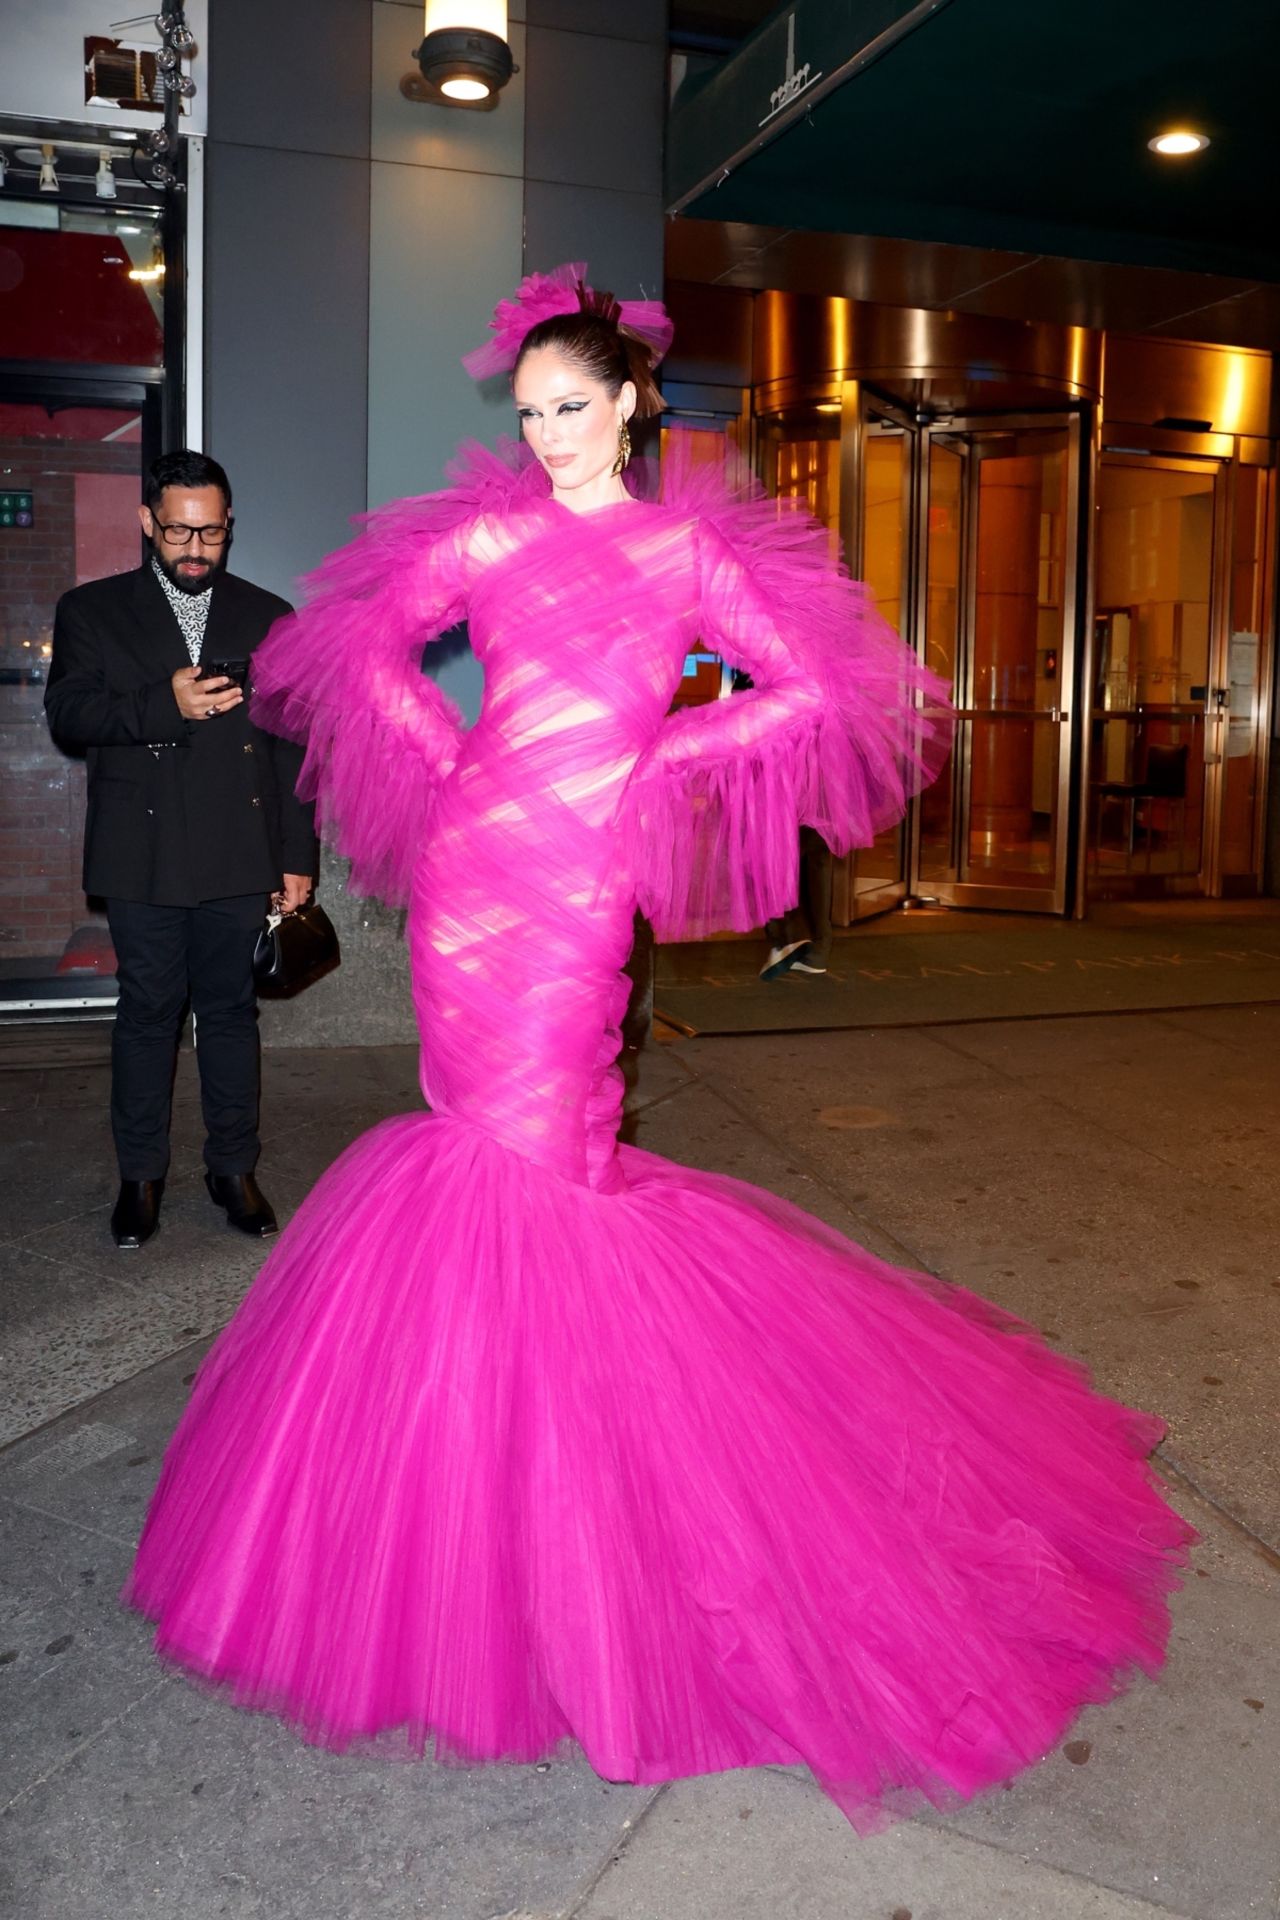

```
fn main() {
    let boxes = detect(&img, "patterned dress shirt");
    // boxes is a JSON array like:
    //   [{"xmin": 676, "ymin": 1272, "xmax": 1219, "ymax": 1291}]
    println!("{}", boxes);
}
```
[{"xmin": 152, "ymin": 554, "xmax": 213, "ymax": 666}]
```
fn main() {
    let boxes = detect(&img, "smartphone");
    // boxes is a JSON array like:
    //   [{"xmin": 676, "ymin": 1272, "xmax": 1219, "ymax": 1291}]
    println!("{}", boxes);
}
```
[{"xmin": 198, "ymin": 657, "xmax": 249, "ymax": 688}]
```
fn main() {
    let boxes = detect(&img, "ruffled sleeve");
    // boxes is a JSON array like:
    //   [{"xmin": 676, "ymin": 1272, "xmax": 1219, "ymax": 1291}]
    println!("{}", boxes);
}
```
[
  {"xmin": 250, "ymin": 443, "xmax": 528, "ymax": 907},
  {"xmin": 622, "ymin": 455, "xmax": 953, "ymax": 942}
]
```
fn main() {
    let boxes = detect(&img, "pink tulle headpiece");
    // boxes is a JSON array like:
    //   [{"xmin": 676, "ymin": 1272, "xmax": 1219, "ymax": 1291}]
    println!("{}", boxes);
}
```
[{"xmin": 462, "ymin": 261, "xmax": 674, "ymax": 380}]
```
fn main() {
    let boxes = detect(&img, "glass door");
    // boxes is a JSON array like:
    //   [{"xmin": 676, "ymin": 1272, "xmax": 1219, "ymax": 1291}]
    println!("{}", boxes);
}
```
[
  {"xmin": 841, "ymin": 398, "xmax": 917, "ymax": 919},
  {"xmin": 1214, "ymin": 464, "xmax": 1275, "ymax": 894},
  {"xmin": 1089, "ymin": 457, "xmax": 1219, "ymax": 895},
  {"xmin": 0, "ymin": 376, "xmax": 160, "ymax": 1012},
  {"xmin": 915, "ymin": 416, "xmax": 1081, "ymax": 912},
  {"xmin": 753, "ymin": 399, "xmax": 1089, "ymax": 919}
]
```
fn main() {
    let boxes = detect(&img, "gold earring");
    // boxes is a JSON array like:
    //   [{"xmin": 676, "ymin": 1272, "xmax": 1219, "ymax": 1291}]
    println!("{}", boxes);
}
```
[{"xmin": 612, "ymin": 418, "xmax": 632, "ymax": 476}]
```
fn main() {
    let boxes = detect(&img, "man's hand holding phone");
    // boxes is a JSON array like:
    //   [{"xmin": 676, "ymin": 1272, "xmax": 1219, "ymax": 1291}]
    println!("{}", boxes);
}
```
[{"xmin": 172, "ymin": 661, "xmax": 247, "ymax": 721}]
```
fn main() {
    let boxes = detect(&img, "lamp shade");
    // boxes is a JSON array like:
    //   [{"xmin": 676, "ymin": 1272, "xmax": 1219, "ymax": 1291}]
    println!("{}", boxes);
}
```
[
  {"xmin": 424, "ymin": 0, "xmax": 506, "ymax": 32},
  {"xmin": 417, "ymin": 0, "xmax": 513, "ymax": 102}
]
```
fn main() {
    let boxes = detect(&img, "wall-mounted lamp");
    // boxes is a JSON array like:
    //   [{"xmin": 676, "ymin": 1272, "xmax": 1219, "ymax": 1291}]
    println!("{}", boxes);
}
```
[
  {"xmin": 38, "ymin": 145, "xmax": 59, "ymax": 193},
  {"xmin": 95, "ymin": 148, "xmax": 117, "ymax": 200},
  {"xmin": 412, "ymin": 1, "xmax": 514, "ymax": 106}
]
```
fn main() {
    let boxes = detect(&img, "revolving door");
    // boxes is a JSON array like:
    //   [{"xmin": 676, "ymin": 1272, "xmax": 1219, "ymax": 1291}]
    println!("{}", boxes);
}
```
[
  {"xmin": 731, "ymin": 293, "xmax": 1280, "ymax": 921},
  {"xmin": 762, "ymin": 398, "xmax": 1084, "ymax": 916}
]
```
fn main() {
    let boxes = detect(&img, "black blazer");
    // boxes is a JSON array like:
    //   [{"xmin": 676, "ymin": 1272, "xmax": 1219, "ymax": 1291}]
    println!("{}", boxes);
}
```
[{"xmin": 45, "ymin": 563, "xmax": 318, "ymax": 907}]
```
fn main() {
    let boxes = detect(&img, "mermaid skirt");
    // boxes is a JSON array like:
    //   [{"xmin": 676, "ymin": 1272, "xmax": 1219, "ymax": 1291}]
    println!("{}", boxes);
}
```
[{"xmin": 126, "ymin": 1092, "xmax": 1190, "ymax": 1830}]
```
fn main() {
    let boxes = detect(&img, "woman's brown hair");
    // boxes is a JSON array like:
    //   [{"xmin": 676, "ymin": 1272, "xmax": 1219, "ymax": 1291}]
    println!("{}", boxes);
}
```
[{"xmin": 514, "ymin": 294, "xmax": 665, "ymax": 421}]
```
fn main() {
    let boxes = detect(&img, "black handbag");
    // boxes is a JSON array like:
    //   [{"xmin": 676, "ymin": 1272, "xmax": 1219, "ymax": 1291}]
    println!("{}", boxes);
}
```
[{"xmin": 253, "ymin": 900, "xmax": 340, "ymax": 996}]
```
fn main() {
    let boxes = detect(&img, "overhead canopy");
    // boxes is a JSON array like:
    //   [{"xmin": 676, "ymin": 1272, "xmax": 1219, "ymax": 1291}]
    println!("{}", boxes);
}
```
[{"xmin": 667, "ymin": 0, "xmax": 1280, "ymax": 284}]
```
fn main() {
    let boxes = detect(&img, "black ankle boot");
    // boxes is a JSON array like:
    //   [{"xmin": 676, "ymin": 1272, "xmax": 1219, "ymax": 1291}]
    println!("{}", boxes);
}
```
[
  {"xmin": 205, "ymin": 1170, "xmax": 278, "ymax": 1237},
  {"xmin": 111, "ymin": 1178, "xmax": 164, "ymax": 1249}
]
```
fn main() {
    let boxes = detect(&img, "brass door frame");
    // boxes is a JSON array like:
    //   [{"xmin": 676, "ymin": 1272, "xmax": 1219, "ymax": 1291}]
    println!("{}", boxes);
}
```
[
  {"xmin": 1203, "ymin": 458, "xmax": 1276, "ymax": 900},
  {"xmin": 915, "ymin": 411, "xmax": 1083, "ymax": 914},
  {"xmin": 839, "ymin": 382, "xmax": 920, "ymax": 920},
  {"xmin": 1204, "ymin": 457, "xmax": 1235, "ymax": 896},
  {"xmin": 1087, "ymin": 451, "xmax": 1227, "ymax": 900},
  {"xmin": 1248, "ymin": 467, "xmax": 1278, "ymax": 893}
]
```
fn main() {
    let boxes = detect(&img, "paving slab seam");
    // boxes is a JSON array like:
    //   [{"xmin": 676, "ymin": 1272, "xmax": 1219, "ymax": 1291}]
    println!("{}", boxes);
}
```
[
  {"xmin": 1156, "ymin": 1450, "xmax": 1280, "ymax": 1568},
  {"xmin": 622, "ymin": 1073, "xmax": 700, "ymax": 1123},
  {"xmin": 909, "ymin": 1817, "xmax": 1210, "ymax": 1920},
  {"xmin": 671, "ymin": 1050, "xmax": 943, "ymax": 1274},
  {"xmin": 0, "ymin": 1203, "xmax": 113, "ymax": 1256},
  {"xmin": 1146, "ymin": 1009, "xmax": 1267, "ymax": 1056},
  {"xmin": 594, "ymin": 1762, "xmax": 1207, "ymax": 1920},
  {"xmin": 654, "ymin": 990, "xmax": 1280, "ymax": 1042},
  {"xmin": 558, "ymin": 1782, "xmax": 670, "ymax": 1919},
  {"xmin": 919, "ymin": 1016, "xmax": 1280, "ymax": 1214},
  {"xmin": 0, "ymin": 1490, "xmax": 139, "ymax": 1555},
  {"xmin": 0, "ymin": 1673, "xmax": 172, "ymax": 1817},
  {"xmin": 2, "ymin": 1227, "xmax": 229, "ymax": 1318},
  {"xmin": 0, "ymin": 1332, "xmax": 212, "ymax": 1462}
]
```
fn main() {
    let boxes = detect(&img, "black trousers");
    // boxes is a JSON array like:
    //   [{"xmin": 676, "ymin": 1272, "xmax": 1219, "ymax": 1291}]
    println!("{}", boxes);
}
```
[
  {"xmin": 105, "ymin": 894, "xmax": 267, "ymax": 1181},
  {"xmin": 765, "ymin": 827, "xmax": 834, "ymax": 963}
]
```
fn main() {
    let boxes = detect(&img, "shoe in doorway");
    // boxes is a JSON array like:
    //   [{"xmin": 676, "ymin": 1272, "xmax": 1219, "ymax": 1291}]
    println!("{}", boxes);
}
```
[{"xmin": 759, "ymin": 940, "xmax": 808, "ymax": 981}]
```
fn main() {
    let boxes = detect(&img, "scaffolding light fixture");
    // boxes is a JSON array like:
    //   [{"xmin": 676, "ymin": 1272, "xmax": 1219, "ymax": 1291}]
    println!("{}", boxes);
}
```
[
  {"xmin": 95, "ymin": 148, "xmax": 118, "ymax": 200},
  {"xmin": 129, "ymin": 5, "xmax": 197, "ymax": 197},
  {"xmin": 38, "ymin": 144, "xmax": 58, "ymax": 193}
]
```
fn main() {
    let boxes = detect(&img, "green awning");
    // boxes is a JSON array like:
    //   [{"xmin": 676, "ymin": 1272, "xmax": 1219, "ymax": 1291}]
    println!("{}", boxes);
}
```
[{"xmin": 667, "ymin": 0, "xmax": 1280, "ymax": 283}]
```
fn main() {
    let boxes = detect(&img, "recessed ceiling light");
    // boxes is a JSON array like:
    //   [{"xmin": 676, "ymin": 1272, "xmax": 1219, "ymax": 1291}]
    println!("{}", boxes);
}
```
[{"xmin": 1148, "ymin": 129, "xmax": 1210, "ymax": 156}]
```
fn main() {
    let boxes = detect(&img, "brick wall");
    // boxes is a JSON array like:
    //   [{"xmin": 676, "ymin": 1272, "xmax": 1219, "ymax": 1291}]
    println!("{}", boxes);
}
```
[{"xmin": 0, "ymin": 436, "xmax": 139, "ymax": 968}]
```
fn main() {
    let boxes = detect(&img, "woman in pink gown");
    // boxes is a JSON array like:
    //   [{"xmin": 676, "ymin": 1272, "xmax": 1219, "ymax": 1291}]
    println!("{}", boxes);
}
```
[{"xmin": 126, "ymin": 264, "xmax": 1191, "ymax": 1830}]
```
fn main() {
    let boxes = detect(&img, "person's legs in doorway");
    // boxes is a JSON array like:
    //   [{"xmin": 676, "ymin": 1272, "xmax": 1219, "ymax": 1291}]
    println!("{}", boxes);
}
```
[{"xmin": 790, "ymin": 829, "xmax": 833, "ymax": 975}]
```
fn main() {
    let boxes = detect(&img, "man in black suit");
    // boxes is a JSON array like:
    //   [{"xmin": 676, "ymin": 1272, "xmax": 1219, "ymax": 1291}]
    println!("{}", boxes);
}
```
[{"xmin": 45, "ymin": 451, "xmax": 318, "ymax": 1249}]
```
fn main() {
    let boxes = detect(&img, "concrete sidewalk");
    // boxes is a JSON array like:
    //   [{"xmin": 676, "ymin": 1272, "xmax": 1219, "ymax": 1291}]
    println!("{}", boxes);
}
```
[{"xmin": 3, "ymin": 1008, "xmax": 1279, "ymax": 1918}]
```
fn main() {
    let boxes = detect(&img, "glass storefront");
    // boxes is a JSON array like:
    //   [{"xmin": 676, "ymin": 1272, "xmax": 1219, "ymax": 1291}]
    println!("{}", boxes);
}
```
[
  {"xmin": 0, "ymin": 393, "xmax": 161, "ymax": 1008},
  {"xmin": 0, "ymin": 185, "xmax": 167, "ymax": 1010}
]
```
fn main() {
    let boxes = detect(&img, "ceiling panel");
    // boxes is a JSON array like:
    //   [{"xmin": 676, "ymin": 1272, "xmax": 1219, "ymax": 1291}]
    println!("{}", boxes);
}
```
[{"xmin": 665, "ymin": 220, "xmax": 1280, "ymax": 352}]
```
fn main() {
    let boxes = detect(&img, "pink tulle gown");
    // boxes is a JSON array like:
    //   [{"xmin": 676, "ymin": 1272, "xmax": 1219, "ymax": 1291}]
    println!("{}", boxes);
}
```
[{"xmin": 125, "ymin": 443, "xmax": 1192, "ymax": 1829}]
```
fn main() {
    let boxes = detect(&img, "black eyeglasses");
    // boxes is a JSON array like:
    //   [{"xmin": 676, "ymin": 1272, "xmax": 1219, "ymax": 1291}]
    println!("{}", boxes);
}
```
[{"xmin": 153, "ymin": 520, "xmax": 232, "ymax": 546}]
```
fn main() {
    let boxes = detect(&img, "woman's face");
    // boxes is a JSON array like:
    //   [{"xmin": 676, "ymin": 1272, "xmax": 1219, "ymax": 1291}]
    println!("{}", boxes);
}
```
[{"xmin": 513, "ymin": 348, "xmax": 635, "ymax": 497}]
